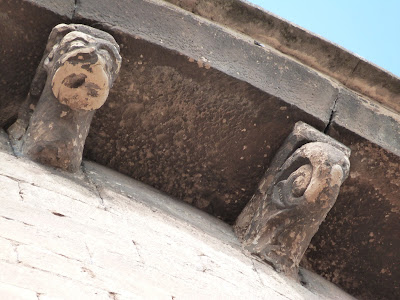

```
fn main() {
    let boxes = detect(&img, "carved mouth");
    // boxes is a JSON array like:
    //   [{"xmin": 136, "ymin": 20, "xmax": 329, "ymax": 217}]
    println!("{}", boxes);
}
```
[{"xmin": 62, "ymin": 73, "xmax": 87, "ymax": 89}]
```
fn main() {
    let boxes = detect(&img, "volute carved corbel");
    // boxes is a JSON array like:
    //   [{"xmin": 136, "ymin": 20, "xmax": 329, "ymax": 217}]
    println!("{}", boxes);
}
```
[
  {"xmin": 8, "ymin": 24, "xmax": 121, "ymax": 172},
  {"xmin": 234, "ymin": 122, "xmax": 351, "ymax": 278}
]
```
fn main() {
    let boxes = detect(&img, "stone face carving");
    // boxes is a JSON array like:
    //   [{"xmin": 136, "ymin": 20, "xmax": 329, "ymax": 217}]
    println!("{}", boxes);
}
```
[
  {"xmin": 234, "ymin": 122, "xmax": 350, "ymax": 278},
  {"xmin": 8, "ymin": 24, "xmax": 121, "ymax": 171}
]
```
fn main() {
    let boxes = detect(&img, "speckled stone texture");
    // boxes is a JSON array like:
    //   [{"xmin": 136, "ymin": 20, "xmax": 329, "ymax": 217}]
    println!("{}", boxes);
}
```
[
  {"xmin": 0, "ymin": 1, "xmax": 399, "ymax": 299},
  {"xmin": 0, "ymin": 0, "xmax": 74, "ymax": 127},
  {"xmin": 75, "ymin": 0, "xmax": 340, "ymax": 223},
  {"xmin": 305, "ymin": 90, "xmax": 400, "ymax": 300}
]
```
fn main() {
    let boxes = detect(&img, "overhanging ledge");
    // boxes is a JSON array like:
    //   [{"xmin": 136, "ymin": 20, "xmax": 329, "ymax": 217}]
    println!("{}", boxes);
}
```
[
  {"xmin": 166, "ymin": 0, "xmax": 400, "ymax": 113},
  {"xmin": 74, "ymin": 0, "xmax": 339, "ymax": 126}
]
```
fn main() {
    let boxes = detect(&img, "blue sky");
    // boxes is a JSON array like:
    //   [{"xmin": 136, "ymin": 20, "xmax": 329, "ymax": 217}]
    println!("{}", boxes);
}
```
[{"xmin": 249, "ymin": 0, "xmax": 400, "ymax": 77}]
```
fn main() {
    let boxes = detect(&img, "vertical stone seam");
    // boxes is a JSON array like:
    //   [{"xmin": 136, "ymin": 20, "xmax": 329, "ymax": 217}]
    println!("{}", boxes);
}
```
[
  {"xmin": 81, "ymin": 162, "xmax": 106, "ymax": 207},
  {"xmin": 324, "ymin": 92, "xmax": 339, "ymax": 134},
  {"xmin": 251, "ymin": 259, "xmax": 264, "ymax": 286},
  {"xmin": 72, "ymin": 0, "xmax": 80, "ymax": 20}
]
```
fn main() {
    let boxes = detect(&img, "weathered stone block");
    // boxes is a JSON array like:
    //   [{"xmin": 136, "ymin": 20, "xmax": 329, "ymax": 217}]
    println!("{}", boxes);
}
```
[
  {"xmin": 235, "ymin": 122, "xmax": 350, "ymax": 278},
  {"xmin": 0, "ymin": 140, "xmax": 355, "ymax": 300},
  {"xmin": 305, "ymin": 89, "xmax": 400, "ymax": 300},
  {"xmin": 68, "ymin": 0, "xmax": 343, "ymax": 222},
  {"xmin": 8, "ymin": 24, "xmax": 121, "ymax": 171},
  {"xmin": 0, "ymin": 0, "xmax": 74, "ymax": 127}
]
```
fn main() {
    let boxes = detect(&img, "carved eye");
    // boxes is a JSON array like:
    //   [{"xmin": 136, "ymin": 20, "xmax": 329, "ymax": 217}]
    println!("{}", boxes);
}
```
[{"xmin": 271, "ymin": 163, "xmax": 312, "ymax": 207}]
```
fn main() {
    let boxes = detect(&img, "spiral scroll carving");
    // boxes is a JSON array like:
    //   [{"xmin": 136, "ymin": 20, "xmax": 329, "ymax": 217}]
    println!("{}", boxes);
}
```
[{"xmin": 235, "ymin": 124, "xmax": 351, "ymax": 279}]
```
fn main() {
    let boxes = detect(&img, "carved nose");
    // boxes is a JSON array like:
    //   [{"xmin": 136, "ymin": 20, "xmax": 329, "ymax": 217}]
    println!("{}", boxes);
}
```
[{"xmin": 62, "ymin": 73, "xmax": 87, "ymax": 89}]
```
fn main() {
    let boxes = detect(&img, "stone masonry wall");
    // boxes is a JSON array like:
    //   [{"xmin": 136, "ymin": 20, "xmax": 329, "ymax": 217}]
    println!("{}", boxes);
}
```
[{"xmin": 0, "ymin": 129, "xmax": 353, "ymax": 299}]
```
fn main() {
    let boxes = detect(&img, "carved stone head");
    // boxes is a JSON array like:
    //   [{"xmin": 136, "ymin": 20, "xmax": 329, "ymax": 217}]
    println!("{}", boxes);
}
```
[
  {"xmin": 11, "ymin": 24, "xmax": 122, "ymax": 172},
  {"xmin": 43, "ymin": 24, "xmax": 121, "ymax": 110},
  {"xmin": 239, "ymin": 141, "xmax": 350, "ymax": 277}
]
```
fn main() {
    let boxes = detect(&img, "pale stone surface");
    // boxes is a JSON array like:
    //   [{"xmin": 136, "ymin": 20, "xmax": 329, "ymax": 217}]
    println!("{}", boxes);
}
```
[
  {"xmin": 0, "ymin": 237, "xmax": 18, "ymax": 263},
  {"xmin": 0, "ymin": 282, "xmax": 38, "ymax": 300},
  {"xmin": 0, "ymin": 142, "xmax": 354, "ymax": 299}
]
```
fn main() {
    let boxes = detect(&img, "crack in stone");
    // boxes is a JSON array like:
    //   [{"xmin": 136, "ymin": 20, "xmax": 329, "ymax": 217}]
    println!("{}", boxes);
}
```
[
  {"xmin": 72, "ymin": 0, "xmax": 79, "ymax": 20},
  {"xmin": 17, "ymin": 181, "xmax": 24, "ymax": 201},
  {"xmin": 81, "ymin": 162, "xmax": 106, "ymax": 207},
  {"xmin": 0, "ymin": 236, "xmax": 26, "ymax": 246},
  {"xmin": 94, "ymin": 184, "xmax": 106, "ymax": 207},
  {"xmin": 250, "ymin": 257, "xmax": 294, "ymax": 300},
  {"xmin": 10, "ymin": 241, "xmax": 21, "ymax": 264},
  {"xmin": 85, "ymin": 242, "xmax": 94, "ymax": 264},
  {"xmin": 108, "ymin": 291, "xmax": 118, "ymax": 300},
  {"xmin": 345, "ymin": 59, "xmax": 361, "ymax": 85},
  {"xmin": 1, "ymin": 160, "xmax": 113, "ymax": 217},
  {"xmin": 206, "ymin": 271, "xmax": 237, "ymax": 286},
  {"xmin": 251, "ymin": 259, "xmax": 264, "ymax": 287},
  {"xmin": 324, "ymin": 93, "xmax": 339, "ymax": 134},
  {"xmin": 0, "ymin": 234, "xmax": 89, "ymax": 267},
  {"xmin": 131, "ymin": 240, "xmax": 144, "ymax": 263},
  {"xmin": 0, "ymin": 173, "xmax": 24, "ymax": 184},
  {"xmin": 56, "ymin": 252, "xmax": 84, "ymax": 264},
  {"xmin": 0, "ymin": 172, "xmax": 98, "ymax": 208},
  {"xmin": 0, "ymin": 215, "xmax": 34, "ymax": 227},
  {"xmin": 2, "ymin": 259, "xmax": 110, "ymax": 296}
]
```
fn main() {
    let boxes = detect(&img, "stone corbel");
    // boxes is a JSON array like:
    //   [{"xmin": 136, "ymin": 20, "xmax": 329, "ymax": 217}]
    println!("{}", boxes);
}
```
[
  {"xmin": 234, "ymin": 122, "xmax": 351, "ymax": 278},
  {"xmin": 8, "ymin": 24, "xmax": 121, "ymax": 172}
]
